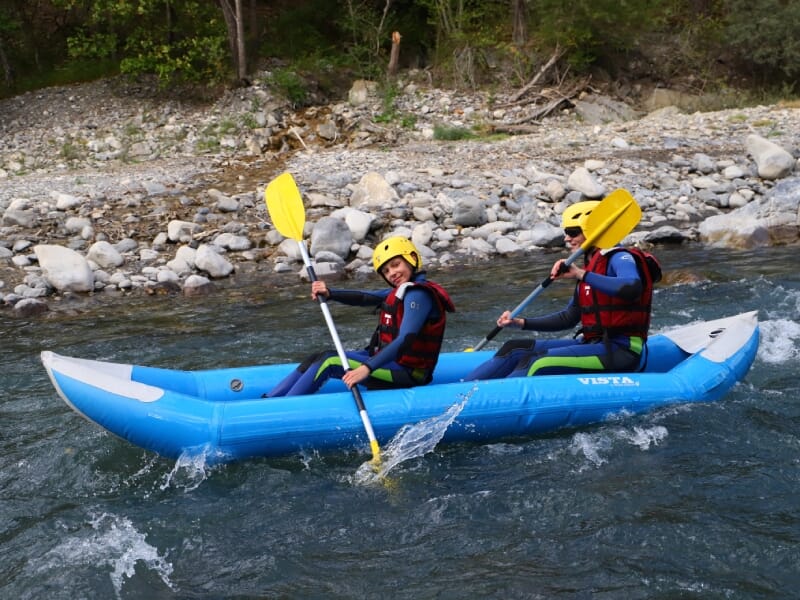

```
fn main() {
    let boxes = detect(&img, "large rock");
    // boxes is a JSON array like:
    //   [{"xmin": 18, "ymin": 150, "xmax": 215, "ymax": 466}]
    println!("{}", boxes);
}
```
[
  {"xmin": 87, "ymin": 240, "xmax": 124, "ymax": 269},
  {"xmin": 195, "ymin": 244, "xmax": 234, "ymax": 278},
  {"xmin": 452, "ymin": 196, "xmax": 487, "ymax": 227},
  {"xmin": 348, "ymin": 79, "xmax": 377, "ymax": 106},
  {"xmin": 310, "ymin": 216, "xmax": 353, "ymax": 259},
  {"xmin": 349, "ymin": 172, "xmax": 398, "ymax": 209},
  {"xmin": 567, "ymin": 167, "xmax": 606, "ymax": 198},
  {"xmin": 572, "ymin": 94, "xmax": 640, "ymax": 124},
  {"xmin": 699, "ymin": 177, "xmax": 800, "ymax": 247},
  {"xmin": 331, "ymin": 207, "xmax": 374, "ymax": 242},
  {"xmin": 34, "ymin": 244, "xmax": 94, "ymax": 292},
  {"xmin": 745, "ymin": 134, "xmax": 795, "ymax": 180}
]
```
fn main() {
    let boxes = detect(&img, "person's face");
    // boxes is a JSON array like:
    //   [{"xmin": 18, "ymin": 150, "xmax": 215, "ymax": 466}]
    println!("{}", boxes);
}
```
[
  {"xmin": 379, "ymin": 256, "xmax": 414, "ymax": 287},
  {"xmin": 563, "ymin": 226, "xmax": 586, "ymax": 250}
]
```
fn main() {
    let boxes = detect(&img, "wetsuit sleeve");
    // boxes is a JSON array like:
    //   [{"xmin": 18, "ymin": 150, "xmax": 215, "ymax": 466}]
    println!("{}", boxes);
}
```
[
  {"xmin": 327, "ymin": 288, "xmax": 389, "ymax": 307},
  {"xmin": 582, "ymin": 251, "xmax": 642, "ymax": 301},
  {"xmin": 364, "ymin": 288, "xmax": 435, "ymax": 371},
  {"xmin": 520, "ymin": 298, "xmax": 581, "ymax": 332}
]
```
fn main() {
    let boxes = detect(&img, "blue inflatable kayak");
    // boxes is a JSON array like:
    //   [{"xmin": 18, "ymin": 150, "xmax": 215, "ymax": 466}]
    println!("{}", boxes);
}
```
[{"xmin": 42, "ymin": 311, "xmax": 759, "ymax": 463}]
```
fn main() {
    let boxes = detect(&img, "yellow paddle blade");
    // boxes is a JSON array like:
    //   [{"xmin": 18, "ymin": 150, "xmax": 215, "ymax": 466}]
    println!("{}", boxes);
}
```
[
  {"xmin": 265, "ymin": 172, "xmax": 306, "ymax": 241},
  {"xmin": 581, "ymin": 188, "xmax": 641, "ymax": 250},
  {"xmin": 369, "ymin": 439, "xmax": 382, "ymax": 467}
]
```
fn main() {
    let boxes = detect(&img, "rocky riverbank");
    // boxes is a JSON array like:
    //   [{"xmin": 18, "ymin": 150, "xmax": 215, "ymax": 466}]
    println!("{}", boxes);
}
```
[{"xmin": 1, "ymin": 73, "xmax": 799, "ymax": 317}]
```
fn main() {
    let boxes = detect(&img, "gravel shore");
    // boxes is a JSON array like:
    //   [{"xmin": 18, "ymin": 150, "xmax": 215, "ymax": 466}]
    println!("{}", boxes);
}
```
[{"xmin": 2, "ymin": 76, "xmax": 799, "ymax": 316}]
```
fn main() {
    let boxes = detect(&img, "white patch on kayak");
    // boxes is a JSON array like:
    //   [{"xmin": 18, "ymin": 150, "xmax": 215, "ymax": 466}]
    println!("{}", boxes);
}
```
[
  {"xmin": 41, "ymin": 351, "xmax": 164, "ymax": 403},
  {"xmin": 663, "ymin": 311, "xmax": 758, "ymax": 362}
]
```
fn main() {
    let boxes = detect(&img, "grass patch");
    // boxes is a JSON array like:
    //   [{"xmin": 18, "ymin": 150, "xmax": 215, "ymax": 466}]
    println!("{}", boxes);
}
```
[
  {"xmin": 433, "ymin": 124, "xmax": 477, "ymax": 141},
  {"xmin": 726, "ymin": 114, "xmax": 748, "ymax": 123}
]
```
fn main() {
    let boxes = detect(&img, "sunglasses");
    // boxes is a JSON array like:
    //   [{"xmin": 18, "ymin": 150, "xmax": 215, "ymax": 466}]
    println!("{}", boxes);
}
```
[{"xmin": 563, "ymin": 226, "xmax": 583, "ymax": 237}]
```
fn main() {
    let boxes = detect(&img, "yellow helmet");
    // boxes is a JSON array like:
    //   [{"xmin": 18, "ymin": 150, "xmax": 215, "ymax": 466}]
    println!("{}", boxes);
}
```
[
  {"xmin": 372, "ymin": 236, "xmax": 421, "ymax": 272},
  {"xmin": 561, "ymin": 200, "xmax": 600, "ymax": 231}
]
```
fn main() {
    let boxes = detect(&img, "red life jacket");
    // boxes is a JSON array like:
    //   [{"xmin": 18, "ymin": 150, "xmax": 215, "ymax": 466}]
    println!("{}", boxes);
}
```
[
  {"xmin": 578, "ymin": 247, "xmax": 656, "ymax": 341},
  {"xmin": 371, "ymin": 279, "xmax": 456, "ymax": 378}
]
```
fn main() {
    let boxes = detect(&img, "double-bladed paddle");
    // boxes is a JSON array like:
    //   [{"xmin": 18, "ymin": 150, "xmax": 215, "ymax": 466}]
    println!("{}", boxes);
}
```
[
  {"xmin": 467, "ymin": 188, "xmax": 642, "ymax": 352},
  {"xmin": 265, "ymin": 172, "xmax": 382, "ymax": 465}
]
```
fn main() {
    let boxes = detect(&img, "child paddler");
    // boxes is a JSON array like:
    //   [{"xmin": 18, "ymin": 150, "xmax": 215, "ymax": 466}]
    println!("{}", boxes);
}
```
[
  {"xmin": 466, "ymin": 200, "xmax": 658, "ymax": 380},
  {"xmin": 268, "ymin": 236, "xmax": 455, "ymax": 397}
]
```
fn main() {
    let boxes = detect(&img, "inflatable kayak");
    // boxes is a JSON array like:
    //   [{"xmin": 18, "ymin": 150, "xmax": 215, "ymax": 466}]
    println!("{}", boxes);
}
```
[{"xmin": 42, "ymin": 311, "xmax": 759, "ymax": 463}]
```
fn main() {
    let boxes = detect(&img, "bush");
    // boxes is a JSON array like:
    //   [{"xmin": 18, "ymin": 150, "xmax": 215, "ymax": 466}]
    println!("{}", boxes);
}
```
[{"xmin": 723, "ymin": 0, "xmax": 800, "ymax": 83}]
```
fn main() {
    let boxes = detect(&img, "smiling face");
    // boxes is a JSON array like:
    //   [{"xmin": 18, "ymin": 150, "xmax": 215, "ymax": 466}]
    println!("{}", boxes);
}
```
[
  {"xmin": 379, "ymin": 256, "xmax": 415, "ymax": 287},
  {"xmin": 564, "ymin": 227, "xmax": 586, "ymax": 252}
]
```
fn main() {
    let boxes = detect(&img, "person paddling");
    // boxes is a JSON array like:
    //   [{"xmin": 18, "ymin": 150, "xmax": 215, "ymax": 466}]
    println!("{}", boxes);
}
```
[
  {"xmin": 268, "ymin": 236, "xmax": 455, "ymax": 397},
  {"xmin": 466, "ymin": 200, "xmax": 659, "ymax": 380}
]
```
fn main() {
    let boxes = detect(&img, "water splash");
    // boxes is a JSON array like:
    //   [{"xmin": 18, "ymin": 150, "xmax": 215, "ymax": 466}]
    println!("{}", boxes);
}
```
[
  {"xmin": 570, "ymin": 432, "xmax": 610, "ymax": 468},
  {"xmin": 757, "ymin": 318, "xmax": 800, "ymax": 365},
  {"xmin": 569, "ymin": 425, "xmax": 669, "ymax": 470},
  {"xmin": 159, "ymin": 445, "xmax": 223, "ymax": 492},
  {"xmin": 618, "ymin": 425, "xmax": 669, "ymax": 450},
  {"xmin": 354, "ymin": 398, "xmax": 469, "ymax": 485},
  {"xmin": 36, "ymin": 512, "xmax": 175, "ymax": 598}
]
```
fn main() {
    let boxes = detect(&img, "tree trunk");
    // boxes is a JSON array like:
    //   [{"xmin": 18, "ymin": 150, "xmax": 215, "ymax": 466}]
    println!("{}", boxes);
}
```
[
  {"xmin": 235, "ymin": 0, "xmax": 246, "ymax": 81},
  {"xmin": 388, "ymin": 31, "xmax": 401, "ymax": 76},
  {"xmin": 511, "ymin": 0, "xmax": 527, "ymax": 46},
  {"xmin": 0, "ymin": 37, "xmax": 13, "ymax": 87},
  {"xmin": 217, "ymin": 0, "xmax": 248, "ymax": 83}
]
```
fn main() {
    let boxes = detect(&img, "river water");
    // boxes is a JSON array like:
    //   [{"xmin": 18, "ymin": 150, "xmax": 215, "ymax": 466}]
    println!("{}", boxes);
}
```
[{"xmin": 2, "ymin": 244, "xmax": 799, "ymax": 599}]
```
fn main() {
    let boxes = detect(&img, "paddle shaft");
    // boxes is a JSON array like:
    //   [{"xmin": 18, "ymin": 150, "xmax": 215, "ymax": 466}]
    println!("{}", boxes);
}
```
[
  {"xmin": 295, "ymin": 241, "xmax": 380, "ymax": 455},
  {"xmin": 470, "ymin": 246, "xmax": 585, "ymax": 351}
]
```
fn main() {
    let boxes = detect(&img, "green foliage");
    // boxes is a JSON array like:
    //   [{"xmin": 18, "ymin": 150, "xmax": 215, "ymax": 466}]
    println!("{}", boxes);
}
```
[
  {"xmin": 433, "ymin": 124, "xmax": 476, "ymax": 141},
  {"xmin": 59, "ymin": 140, "xmax": 83, "ymax": 162},
  {"xmin": 4, "ymin": 0, "xmax": 800, "ymax": 105},
  {"xmin": 529, "ymin": 0, "xmax": 661, "ymax": 70},
  {"xmin": 723, "ymin": 0, "xmax": 800, "ymax": 81},
  {"xmin": 62, "ymin": 0, "xmax": 230, "ymax": 86},
  {"xmin": 67, "ymin": 29, "xmax": 117, "ymax": 59},
  {"xmin": 120, "ymin": 34, "xmax": 228, "ymax": 85},
  {"xmin": 400, "ymin": 114, "xmax": 417, "ymax": 129},
  {"xmin": 0, "ymin": 10, "xmax": 21, "ymax": 35},
  {"xmin": 376, "ymin": 82, "xmax": 400, "ymax": 120},
  {"xmin": 240, "ymin": 113, "xmax": 259, "ymax": 130},
  {"xmin": 268, "ymin": 68, "xmax": 308, "ymax": 106},
  {"xmin": 418, "ymin": 0, "xmax": 511, "ymax": 86}
]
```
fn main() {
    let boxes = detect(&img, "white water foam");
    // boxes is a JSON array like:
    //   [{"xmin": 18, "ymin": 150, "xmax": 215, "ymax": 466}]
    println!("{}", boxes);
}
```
[
  {"xmin": 757, "ymin": 318, "xmax": 800, "ymax": 365},
  {"xmin": 569, "ymin": 425, "xmax": 669, "ymax": 470},
  {"xmin": 35, "ymin": 512, "xmax": 174, "ymax": 598}
]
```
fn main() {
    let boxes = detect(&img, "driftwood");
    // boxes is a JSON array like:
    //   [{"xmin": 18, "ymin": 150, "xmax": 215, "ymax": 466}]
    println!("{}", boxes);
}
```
[
  {"xmin": 508, "ymin": 45, "xmax": 565, "ymax": 104},
  {"xmin": 488, "ymin": 78, "xmax": 589, "ymax": 134}
]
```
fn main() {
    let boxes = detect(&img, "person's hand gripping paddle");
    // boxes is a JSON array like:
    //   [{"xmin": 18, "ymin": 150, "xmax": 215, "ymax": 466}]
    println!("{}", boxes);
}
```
[
  {"xmin": 265, "ymin": 172, "xmax": 382, "ymax": 466},
  {"xmin": 467, "ymin": 189, "xmax": 642, "ymax": 352}
]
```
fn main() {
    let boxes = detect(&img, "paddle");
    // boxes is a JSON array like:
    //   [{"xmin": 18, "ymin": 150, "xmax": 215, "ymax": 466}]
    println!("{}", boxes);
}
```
[
  {"xmin": 265, "ymin": 172, "xmax": 382, "ymax": 465},
  {"xmin": 467, "ymin": 189, "xmax": 641, "ymax": 352}
]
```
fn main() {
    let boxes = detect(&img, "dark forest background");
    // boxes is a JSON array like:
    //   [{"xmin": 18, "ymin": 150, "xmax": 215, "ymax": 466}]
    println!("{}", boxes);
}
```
[{"xmin": 1, "ymin": 0, "xmax": 798, "ymax": 104}]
